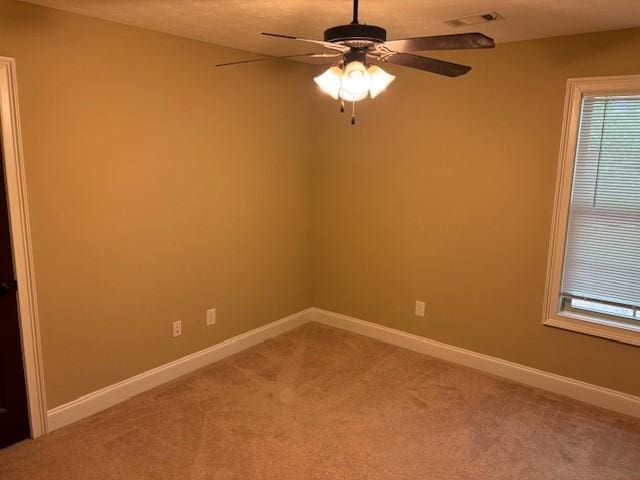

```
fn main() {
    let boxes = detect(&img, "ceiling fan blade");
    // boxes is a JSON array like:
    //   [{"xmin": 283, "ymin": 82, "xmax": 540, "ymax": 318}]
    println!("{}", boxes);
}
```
[
  {"xmin": 383, "ymin": 53, "xmax": 471, "ymax": 77},
  {"xmin": 262, "ymin": 32, "xmax": 349, "ymax": 52},
  {"xmin": 384, "ymin": 33, "xmax": 494, "ymax": 52},
  {"xmin": 216, "ymin": 52, "xmax": 340, "ymax": 67}
]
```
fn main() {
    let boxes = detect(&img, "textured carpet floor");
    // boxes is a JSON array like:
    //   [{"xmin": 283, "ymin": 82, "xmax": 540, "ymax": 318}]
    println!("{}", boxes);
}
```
[{"xmin": 1, "ymin": 322, "xmax": 639, "ymax": 479}]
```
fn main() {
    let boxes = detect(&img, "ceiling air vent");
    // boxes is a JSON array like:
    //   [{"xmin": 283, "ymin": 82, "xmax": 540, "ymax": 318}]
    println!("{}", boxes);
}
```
[{"xmin": 445, "ymin": 11, "xmax": 504, "ymax": 28}]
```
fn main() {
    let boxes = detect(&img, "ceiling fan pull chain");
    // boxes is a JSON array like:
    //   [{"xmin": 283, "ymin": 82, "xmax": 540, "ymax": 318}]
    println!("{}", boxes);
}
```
[
  {"xmin": 340, "ymin": 99, "xmax": 345, "ymax": 113},
  {"xmin": 351, "ymin": 102, "xmax": 356, "ymax": 125}
]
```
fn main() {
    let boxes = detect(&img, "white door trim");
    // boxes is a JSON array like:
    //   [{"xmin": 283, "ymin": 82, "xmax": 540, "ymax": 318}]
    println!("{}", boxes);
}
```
[{"xmin": 0, "ymin": 57, "xmax": 48, "ymax": 437}]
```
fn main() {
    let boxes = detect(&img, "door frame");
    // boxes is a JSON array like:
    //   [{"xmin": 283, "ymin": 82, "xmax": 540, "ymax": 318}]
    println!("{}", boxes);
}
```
[{"xmin": 0, "ymin": 57, "xmax": 48, "ymax": 437}]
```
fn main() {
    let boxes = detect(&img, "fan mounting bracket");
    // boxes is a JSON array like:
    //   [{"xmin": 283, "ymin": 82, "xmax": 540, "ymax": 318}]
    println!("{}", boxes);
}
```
[{"xmin": 324, "ymin": 24, "xmax": 387, "ymax": 49}]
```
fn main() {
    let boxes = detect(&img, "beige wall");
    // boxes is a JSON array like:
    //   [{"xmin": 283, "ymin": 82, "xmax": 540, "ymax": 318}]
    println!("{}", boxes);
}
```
[
  {"xmin": 0, "ymin": 0, "xmax": 314, "ymax": 408},
  {"xmin": 2, "ymin": 0, "xmax": 639, "ymax": 409},
  {"xmin": 312, "ymin": 28, "xmax": 640, "ymax": 397}
]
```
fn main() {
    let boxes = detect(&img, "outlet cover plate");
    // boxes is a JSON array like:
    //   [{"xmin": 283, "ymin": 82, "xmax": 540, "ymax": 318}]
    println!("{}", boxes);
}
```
[
  {"xmin": 206, "ymin": 308, "xmax": 216, "ymax": 326},
  {"xmin": 172, "ymin": 320, "xmax": 182, "ymax": 337}
]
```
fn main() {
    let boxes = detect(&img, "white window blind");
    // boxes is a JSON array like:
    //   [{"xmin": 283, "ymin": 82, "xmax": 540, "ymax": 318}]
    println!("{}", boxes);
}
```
[{"xmin": 561, "ymin": 94, "xmax": 640, "ymax": 319}]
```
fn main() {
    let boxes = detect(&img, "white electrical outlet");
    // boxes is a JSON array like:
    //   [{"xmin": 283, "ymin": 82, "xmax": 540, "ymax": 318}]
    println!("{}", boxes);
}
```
[
  {"xmin": 415, "ymin": 300, "xmax": 426, "ymax": 317},
  {"xmin": 172, "ymin": 320, "xmax": 182, "ymax": 337},
  {"xmin": 206, "ymin": 308, "xmax": 216, "ymax": 326}
]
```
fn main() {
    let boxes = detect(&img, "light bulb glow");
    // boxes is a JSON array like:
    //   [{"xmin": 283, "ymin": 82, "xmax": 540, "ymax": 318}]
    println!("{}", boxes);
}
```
[
  {"xmin": 313, "ymin": 67, "xmax": 343, "ymax": 99},
  {"xmin": 368, "ymin": 65, "xmax": 396, "ymax": 98},
  {"xmin": 339, "ymin": 61, "xmax": 371, "ymax": 102}
]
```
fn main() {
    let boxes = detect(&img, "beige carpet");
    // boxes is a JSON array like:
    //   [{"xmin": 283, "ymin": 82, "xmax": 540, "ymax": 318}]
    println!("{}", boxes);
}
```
[{"xmin": 1, "ymin": 323, "xmax": 639, "ymax": 479}]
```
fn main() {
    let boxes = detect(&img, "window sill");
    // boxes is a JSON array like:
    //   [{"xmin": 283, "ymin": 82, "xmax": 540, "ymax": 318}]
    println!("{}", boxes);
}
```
[{"xmin": 544, "ymin": 312, "xmax": 640, "ymax": 347}]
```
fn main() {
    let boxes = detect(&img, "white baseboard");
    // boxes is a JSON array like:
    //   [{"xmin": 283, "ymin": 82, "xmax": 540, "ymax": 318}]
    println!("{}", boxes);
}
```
[
  {"xmin": 311, "ymin": 307, "xmax": 640, "ymax": 419},
  {"xmin": 47, "ymin": 305, "xmax": 639, "ymax": 432},
  {"xmin": 47, "ymin": 308, "xmax": 313, "ymax": 432}
]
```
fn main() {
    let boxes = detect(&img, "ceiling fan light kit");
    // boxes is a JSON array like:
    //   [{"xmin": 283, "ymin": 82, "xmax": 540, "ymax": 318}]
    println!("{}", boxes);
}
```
[
  {"xmin": 218, "ymin": 0, "xmax": 495, "ymax": 125},
  {"xmin": 324, "ymin": 62, "xmax": 393, "ymax": 102},
  {"xmin": 313, "ymin": 66, "xmax": 343, "ymax": 99},
  {"xmin": 313, "ymin": 48, "xmax": 396, "ymax": 103}
]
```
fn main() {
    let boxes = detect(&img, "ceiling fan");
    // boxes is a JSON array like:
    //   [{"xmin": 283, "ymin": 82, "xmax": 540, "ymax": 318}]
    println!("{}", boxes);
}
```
[{"xmin": 217, "ymin": 0, "xmax": 495, "ymax": 124}]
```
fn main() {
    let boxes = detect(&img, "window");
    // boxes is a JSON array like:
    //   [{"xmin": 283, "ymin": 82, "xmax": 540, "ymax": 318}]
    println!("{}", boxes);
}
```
[{"xmin": 543, "ymin": 76, "xmax": 640, "ymax": 346}]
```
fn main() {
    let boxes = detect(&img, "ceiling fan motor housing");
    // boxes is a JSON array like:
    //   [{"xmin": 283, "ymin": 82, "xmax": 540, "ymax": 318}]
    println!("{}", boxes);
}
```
[{"xmin": 324, "ymin": 24, "xmax": 387, "ymax": 48}]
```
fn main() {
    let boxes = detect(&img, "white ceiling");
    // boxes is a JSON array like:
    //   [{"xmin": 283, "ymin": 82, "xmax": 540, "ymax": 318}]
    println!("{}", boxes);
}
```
[{"xmin": 21, "ymin": 0, "xmax": 640, "ymax": 60}]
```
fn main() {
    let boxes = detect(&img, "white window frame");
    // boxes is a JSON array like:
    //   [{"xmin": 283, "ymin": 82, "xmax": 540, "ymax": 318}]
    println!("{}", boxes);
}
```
[{"xmin": 543, "ymin": 75, "xmax": 640, "ymax": 347}]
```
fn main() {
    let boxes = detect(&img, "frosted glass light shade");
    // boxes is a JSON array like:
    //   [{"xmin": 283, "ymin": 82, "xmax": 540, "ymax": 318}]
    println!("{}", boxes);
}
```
[
  {"xmin": 339, "ymin": 61, "xmax": 371, "ymax": 102},
  {"xmin": 368, "ymin": 65, "xmax": 395, "ymax": 98},
  {"xmin": 313, "ymin": 67, "xmax": 343, "ymax": 99}
]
